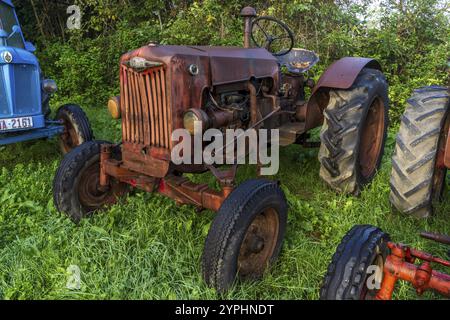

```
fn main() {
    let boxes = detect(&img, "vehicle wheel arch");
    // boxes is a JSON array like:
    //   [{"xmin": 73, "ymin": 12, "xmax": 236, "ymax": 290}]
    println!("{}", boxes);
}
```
[{"xmin": 305, "ymin": 57, "xmax": 382, "ymax": 131}]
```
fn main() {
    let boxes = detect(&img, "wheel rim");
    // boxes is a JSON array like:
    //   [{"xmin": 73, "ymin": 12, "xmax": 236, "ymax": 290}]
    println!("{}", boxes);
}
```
[
  {"xmin": 359, "ymin": 97, "xmax": 386, "ymax": 180},
  {"xmin": 361, "ymin": 252, "xmax": 385, "ymax": 300},
  {"xmin": 431, "ymin": 112, "xmax": 450, "ymax": 201},
  {"xmin": 237, "ymin": 208, "xmax": 280, "ymax": 278},
  {"xmin": 77, "ymin": 162, "xmax": 121, "ymax": 213},
  {"xmin": 61, "ymin": 119, "xmax": 80, "ymax": 153}
]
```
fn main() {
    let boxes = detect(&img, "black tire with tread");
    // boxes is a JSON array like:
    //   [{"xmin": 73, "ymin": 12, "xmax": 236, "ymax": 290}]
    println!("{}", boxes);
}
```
[
  {"xmin": 319, "ymin": 68, "xmax": 389, "ymax": 195},
  {"xmin": 53, "ymin": 140, "xmax": 127, "ymax": 222},
  {"xmin": 390, "ymin": 86, "xmax": 450, "ymax": 218},
  {"xmin": 202, "ymin": 179, "xmax": 288, "ymax": 293},
  {"xmin": 56, "ymin": 104, "xmax": 94, "ymax": 154},
  {"xmin": 320, "ymin": 225, "xmax": 390, "ymax": 300}
]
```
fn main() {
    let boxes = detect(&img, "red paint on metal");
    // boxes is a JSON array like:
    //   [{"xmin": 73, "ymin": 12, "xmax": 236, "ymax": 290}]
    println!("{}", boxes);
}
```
[
  {"xmin": 159, "ymin": 179, "xmax": 166, "ymax": 193},
  {"xmin": 376, "ymin": 242, "xmax": 450, "ymax": 300}
]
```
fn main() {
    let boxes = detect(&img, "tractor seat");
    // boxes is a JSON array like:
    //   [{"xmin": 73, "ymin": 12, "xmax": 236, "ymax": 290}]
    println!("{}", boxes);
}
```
[{"xmin": 277, "ymin": 48, "xmax": 320, "ymax": 74}]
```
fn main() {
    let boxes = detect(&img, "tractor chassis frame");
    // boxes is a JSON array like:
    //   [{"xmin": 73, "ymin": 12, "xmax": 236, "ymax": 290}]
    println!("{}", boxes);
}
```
[
  {"xmin": 99, "ymin": 144, "xmax": 236, "ymax": 212},
  {"xmin": 376, "ymin": 241, "xmax": 450, "ymax": 299}
]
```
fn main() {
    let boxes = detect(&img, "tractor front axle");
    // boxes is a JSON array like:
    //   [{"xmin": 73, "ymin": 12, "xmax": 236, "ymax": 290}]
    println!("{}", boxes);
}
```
[{"xmin": 99, "ymin": 144, "xmax": 234, "ymax": 212}]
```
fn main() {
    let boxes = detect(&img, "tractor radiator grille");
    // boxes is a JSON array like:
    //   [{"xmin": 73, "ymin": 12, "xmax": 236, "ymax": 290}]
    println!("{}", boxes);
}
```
[
  {"xmin": 14, "ymin": 64, "xmax": 40, "ymax": 115},
  {"xmin": 120, "ymin": 65, "xmax": 172, "ymax": 149}
]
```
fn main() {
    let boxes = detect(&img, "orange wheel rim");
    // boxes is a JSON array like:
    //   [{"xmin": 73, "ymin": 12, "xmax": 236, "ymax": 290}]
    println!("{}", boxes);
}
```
[
  {"xmin": 237, "ymin": 208, "xmax": 280, "ymax": 278},
  {"xmin": 359, "ymin": 97, "xmax": 386, "ymax": 180}
]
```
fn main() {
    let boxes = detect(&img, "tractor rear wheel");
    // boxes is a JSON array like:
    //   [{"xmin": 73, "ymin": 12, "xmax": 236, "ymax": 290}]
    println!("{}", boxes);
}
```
[
  {"xmin": 319, "ymin": 68, "xmax": 389, "ymax": 195},
  {"xmin": 390, "ymin": 86, "xmax": 450, "ymax": 218},
  {"xmin": 202, "ymin": 179, "xmax": 287, "ymax": 293},
  {"xmin": 56, "ymin": 104, "xmax": 93, "ymax": 154},
  {"xmin": 320, "ymin": 225, "xmax": 390, "ymax": 300},
  {"xmin": 53, "ymin": 141, "xmax": 128, "ymax": 223}
]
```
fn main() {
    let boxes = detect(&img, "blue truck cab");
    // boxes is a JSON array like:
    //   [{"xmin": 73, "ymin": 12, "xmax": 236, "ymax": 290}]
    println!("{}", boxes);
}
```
[{"xmin": 0, "ymin": 0, "xmax": 92, "ymax": 152}]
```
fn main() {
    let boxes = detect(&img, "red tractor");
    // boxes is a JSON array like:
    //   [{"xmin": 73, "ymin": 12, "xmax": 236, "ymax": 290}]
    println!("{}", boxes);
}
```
[{"xmin": 52, "ymin": 7, "xmax": 389, "ymax": 292}]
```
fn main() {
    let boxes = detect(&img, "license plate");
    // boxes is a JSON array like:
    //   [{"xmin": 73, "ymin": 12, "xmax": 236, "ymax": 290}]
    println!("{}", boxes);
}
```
[{"xmin": 0, "ymin": 117, "xmax": 34, "ymax": 132}]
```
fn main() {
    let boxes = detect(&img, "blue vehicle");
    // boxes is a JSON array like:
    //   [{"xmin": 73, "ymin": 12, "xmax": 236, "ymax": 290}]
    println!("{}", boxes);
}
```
[{"xmin": 0, "ymin": 0, "xmax": 92, "ymax": 153}]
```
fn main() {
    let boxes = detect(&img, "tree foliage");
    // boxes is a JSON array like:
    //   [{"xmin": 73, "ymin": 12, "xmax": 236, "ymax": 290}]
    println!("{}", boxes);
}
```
[{"xmin": 12, "ymin": 0, "xmax": 450, "ymax": 120}]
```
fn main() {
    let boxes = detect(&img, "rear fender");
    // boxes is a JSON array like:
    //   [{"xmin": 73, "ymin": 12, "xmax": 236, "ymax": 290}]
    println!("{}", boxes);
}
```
[{"xmin": 305, "ymin": 57, "xmax": 382, "ymax": 131}]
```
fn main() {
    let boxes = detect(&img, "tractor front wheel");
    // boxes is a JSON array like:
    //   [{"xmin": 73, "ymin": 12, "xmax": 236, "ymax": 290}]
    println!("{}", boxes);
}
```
[
  {"xmin": 53, "ymin": 141, "xmax": 128, "ymax": 223},
  {"xmin": 319, "ymin": 68, "xmax": 389, "ymax": 195},
  {"xmin": 56, "ymin": 104, "xmax": 93, "ymax": 154},
  {"xmin": 320, "ymin": 225, "xmax": 390, "ymax": 300},
  {"xmin": 202, "ymin": 179, "xmax": 288, "ymax": 293}
]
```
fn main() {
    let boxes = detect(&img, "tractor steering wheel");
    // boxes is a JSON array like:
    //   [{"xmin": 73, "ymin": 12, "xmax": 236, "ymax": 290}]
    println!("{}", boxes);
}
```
[{"xmin": 251, "ymin": 16, "xmax": 295, "ymax": 56}]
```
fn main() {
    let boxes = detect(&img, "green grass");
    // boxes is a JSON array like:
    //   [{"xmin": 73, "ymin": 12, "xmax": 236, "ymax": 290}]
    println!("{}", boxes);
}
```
[{"xmin": 0, "ymin": 103, "xmax": 449, "ymax": 300}]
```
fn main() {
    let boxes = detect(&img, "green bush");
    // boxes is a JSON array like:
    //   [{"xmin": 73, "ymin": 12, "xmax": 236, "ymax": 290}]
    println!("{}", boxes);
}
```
[{"xmin": 18, "ymin": 0, "xmax": 448, "ymax": 121}]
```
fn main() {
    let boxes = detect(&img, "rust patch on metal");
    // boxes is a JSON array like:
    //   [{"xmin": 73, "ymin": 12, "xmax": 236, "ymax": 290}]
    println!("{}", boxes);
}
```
[
  {"xmin": 443, "ymin": 129, "xmax": 450, "ymax": 168},
  {"xmin": 312, "ymin": 57, "xmax": 382, "ymax": 95},
  {"xmin": 121, "ymin": 65, "xmax": 172, "ymax": 148},
  {"xmin": 305, "ymin": 57, "xmax": 381, "ymax": 131},
  {"xmin": 241, "ymin": 7, "xmax": 257, "ymax": 48},
  {"xmin": 77, "ymin": 157, "xmax": 128, "ymax": 213},
  {"xmin": 121, "ymin": 142, "xmax": 171, "ymax": 179},
  {"xmin": 434, "ymin": 112, "xmax": 450, "ymax": 199},
  {"xmin": 376, "ymin": 242, "xmax": 450, "ymax": 300},
  {"xmin": 359, "ymin": 97, "xmax": 386, "ymax": 179},
  {"xmin": 158, "ymin": 175, "xmax": 233, "ymax": 212},
  {"xmin": 238, "ymin": 208, "xmax": 280, "ymax": 278}
]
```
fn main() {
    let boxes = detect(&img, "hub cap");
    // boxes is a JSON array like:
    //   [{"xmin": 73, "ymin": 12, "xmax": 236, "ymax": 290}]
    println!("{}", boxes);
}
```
[
  {"xmin": 238, "ymin": 208, "xmax": 280, "ymax": 278},
  {"xmin": 77, "ymin": 162, "xmax": 122, "ymax": 213}
]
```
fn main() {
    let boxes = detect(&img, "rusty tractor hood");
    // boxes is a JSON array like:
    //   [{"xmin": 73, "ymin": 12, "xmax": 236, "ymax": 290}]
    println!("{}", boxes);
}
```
[
  {"xmin": 120, "ymin": 44, "xmax": 280, "ymax": 87},
  {"xmin": 120, "ymin": 44, "xmax": 280, "ymax": 135},
  {"xmin": 119, "ymin": 45, "xmax": 280, "ymax": 178}
]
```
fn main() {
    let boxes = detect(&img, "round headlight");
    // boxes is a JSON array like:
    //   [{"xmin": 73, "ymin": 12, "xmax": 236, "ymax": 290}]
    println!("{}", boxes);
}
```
[
  {"xmin": 183, "ymin": 109, "xmax": 210, "ymax": 135},
  {"xmin": 108, "ymin": 96, "xmax": 121, "ymax": 119},
  {"xmin": 42, "ymin": 79, "xmax": 58, "ymax": 94}
]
